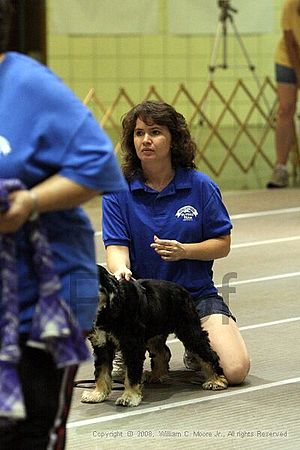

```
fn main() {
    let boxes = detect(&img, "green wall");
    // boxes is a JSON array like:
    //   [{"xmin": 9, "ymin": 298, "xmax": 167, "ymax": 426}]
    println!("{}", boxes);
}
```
[
  {"xmin": 47, "ymin": 0, "xmax": 282, "ymax": 104},
  {"xmin": 46, "ymin": 1, "xmax": 290, "ymax": 190}
]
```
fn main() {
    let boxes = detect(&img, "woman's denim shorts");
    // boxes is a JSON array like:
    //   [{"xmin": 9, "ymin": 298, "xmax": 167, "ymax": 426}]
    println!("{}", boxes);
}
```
[
  {"xmin": 192, "ymin": 294, "xmax": 236, "ymax": 322},
  {"xmin": 275, "ymin": 63, "xmax": 297, "ymax": 84}
]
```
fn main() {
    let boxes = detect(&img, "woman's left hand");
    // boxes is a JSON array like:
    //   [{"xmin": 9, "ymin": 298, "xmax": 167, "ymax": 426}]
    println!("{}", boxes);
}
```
[{"xmin": 150, "ymin": 235, "xmax": 186, "ymax": 261}]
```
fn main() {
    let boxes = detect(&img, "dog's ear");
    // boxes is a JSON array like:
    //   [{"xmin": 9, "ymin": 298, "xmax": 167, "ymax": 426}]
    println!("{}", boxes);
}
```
[{"xmin": 97, "ymin": 265, "xmax": 122, "ymax": 318}]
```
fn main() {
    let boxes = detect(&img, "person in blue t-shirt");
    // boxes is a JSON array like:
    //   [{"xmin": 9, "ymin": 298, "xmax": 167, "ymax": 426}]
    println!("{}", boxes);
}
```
[
  {"xmin": 0, "ymin": 1, "xmax": 125, "ymax": 448},
  {"xmin": 102, "ymin": 100, "xmax": 250, "ymax": 386}
]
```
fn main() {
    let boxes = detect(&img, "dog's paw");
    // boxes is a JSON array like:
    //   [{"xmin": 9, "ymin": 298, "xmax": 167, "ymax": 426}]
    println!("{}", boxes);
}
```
[
  {"xmin": 115, "ymin": 391, "xmax": 142, "ymax": 407},
  {"xmin": 143, "ymin": 370, "xmax": 170, "ymax": 384},
  {"xmin": 81, "ymin": 389, "xmax": 109, "ymax": 403},
  {"xmin": 202, "ymin": 375, "xmax": 228, "ymax": 391}
]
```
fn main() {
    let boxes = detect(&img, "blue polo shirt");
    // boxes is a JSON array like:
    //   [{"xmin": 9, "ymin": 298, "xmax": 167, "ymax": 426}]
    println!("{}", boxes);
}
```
[
  {"xmin": 102, "ymin": 167, "xmax": 232, "ymax": 298},
  {"xmin": 0, "ymin": 52, "xmax": 126, "ymax": 333}
]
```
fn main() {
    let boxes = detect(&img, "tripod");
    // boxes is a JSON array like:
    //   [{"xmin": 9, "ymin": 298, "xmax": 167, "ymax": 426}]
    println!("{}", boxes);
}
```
[{"xmin": 208, "ymin": 0, "xmax": 271, "ymax": 113}]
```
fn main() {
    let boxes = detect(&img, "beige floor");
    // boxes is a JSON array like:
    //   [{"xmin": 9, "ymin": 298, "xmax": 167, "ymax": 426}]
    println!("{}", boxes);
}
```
[{"xmin": 66, "ymin": 187, "xmax": 300, "ymax": 450}]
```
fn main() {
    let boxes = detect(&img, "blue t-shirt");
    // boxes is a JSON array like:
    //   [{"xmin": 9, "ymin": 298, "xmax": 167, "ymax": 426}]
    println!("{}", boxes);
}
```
[
  {"xmin": 102, "ymin": 167, "xmax": 232, "ymax": 298},
  {"xmin": 0, "ymin": 52, "xmax": 126, "ymax": 332}
]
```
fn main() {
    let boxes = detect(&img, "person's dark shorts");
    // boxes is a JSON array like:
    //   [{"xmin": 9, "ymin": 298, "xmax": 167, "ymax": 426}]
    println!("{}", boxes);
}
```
[
  {"xmin": 192, "ymin": 294, "xmax": 236, "ymax": 321},
  {"xmin": 275, "ymin": 63, "xmax": 297, "ymax": 84}
]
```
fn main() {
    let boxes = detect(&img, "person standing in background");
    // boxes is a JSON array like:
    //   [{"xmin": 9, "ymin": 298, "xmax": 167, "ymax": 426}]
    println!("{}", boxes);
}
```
[
  {"xmin": 0, "ymin": 1, "xmax": 125, "ymax": 448},
  {"xmin": 267, "ymin": 0, "xmax": 300, "ymax": 188}
]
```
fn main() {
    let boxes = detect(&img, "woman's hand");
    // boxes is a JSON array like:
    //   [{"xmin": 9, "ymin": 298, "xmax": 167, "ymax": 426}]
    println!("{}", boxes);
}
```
[
  {"xmin": 150, "ymin": 234, "xmax": 231, "ymax": 261},
  {"xmin": 106, "ymin": 245, "xmax": 132, "ymax": 280},
  {"xmin": 113, "ymin": 267, "xmax": 133, "ymax": 281},
  {"xmin": 0, "ymin": 190, "xmax": 35, "ymax": 233},
  {"xmin": 150, "ymin": 235, "xmax": 186, "ymax": 261}
]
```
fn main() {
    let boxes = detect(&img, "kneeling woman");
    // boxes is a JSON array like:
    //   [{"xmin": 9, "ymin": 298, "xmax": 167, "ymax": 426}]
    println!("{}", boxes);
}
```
[{"xmin": 102, "ymin": 100, "xmax": 250, "ymax": 385}]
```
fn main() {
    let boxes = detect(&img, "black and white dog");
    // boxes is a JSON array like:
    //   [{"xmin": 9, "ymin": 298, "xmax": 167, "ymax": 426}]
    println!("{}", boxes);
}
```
[{"xmin": 81, "ymin": 265, "xmax": 228, "ymax": 407}]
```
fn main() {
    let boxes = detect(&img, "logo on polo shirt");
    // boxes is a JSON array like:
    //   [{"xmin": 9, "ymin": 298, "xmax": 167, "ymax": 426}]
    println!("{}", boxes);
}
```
[
  {"xmin": 0, "ymin": 136, "xmax": 11, "ymax": 156},
  {"xmin": 175, "ymin": 205, "xmax": 198, "ymax": 221}
]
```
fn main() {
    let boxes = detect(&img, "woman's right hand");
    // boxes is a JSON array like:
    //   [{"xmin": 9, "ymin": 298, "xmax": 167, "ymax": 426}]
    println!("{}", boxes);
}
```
[
  {"xmin": 114, "ymin": 267, "xmax": 132, "ymax": 281},
  {"xmin": 106, "ymin": 245, "xmax": 132, "ymax": 280}
]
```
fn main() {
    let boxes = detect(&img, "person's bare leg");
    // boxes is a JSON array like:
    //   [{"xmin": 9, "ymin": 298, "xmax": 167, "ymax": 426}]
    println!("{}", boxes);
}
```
[
  {"xmin": 201, "ymin": 314, "xmax": 250, "ymax": 385},
  {"xmin": 275, "ymin": 82, "xmax": 298, "ymax": 165}
]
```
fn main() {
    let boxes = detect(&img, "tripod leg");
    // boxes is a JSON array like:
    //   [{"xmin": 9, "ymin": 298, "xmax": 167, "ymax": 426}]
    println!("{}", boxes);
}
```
[
  {"xmin": 229, "ymin": 17, "xmax": 255, "ymax": 71},
  {"xmin": 222, "ymin": 21, "xmax": 228, "ymax": 70},
  {"xmin": 208, "ymin": 22, "xmax": 225, "ymax": 81},
  {"xmin": 229, "ymin": 16, "xmax": 271, "ymax": 114}
]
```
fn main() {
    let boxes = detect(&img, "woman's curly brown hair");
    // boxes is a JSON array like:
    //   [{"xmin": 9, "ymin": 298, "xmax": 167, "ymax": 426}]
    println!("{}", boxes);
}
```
[{"xmin": 121, "ymin": 101, "xmax": 197, "ymax": 181}]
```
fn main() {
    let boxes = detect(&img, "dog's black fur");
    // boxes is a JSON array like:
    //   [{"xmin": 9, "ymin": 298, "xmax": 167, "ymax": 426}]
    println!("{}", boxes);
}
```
[{"xmin": 81, "ymin": 265, "xmax": 228, "ymax": 407}]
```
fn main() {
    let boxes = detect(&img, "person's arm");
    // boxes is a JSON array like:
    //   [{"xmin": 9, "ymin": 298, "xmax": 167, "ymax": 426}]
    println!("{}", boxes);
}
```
[
  {"xmin": 284, "ymin": 30, "xmax": 300, "ymax": 86},
  {"xmin": 106, "ymin": 245, "xmax": 132, "ymax": 280},
  {"xmin": 150, "ymin": 234, "xmax": 231, "ymax": 262},
  {"xmin": 0, "ymin": 174, "xmax": 100, "ymax": 234}
]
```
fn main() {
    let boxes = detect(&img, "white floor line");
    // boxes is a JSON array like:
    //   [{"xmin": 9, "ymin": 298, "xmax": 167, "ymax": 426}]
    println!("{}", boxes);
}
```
[
  {"xmin": 166, "ymin": 316, "xmax": 300, "ymax": 345},
  {"xmin": 215, "ymin": 271, "xmax": 300, "ymax": 288},
  {"xmin": 232, "ymin": 235, "xmax": 300, "ymax": 249},
  {"xmin": 231, "ymin": 206, "xmax": 300, "ymax": 220},
  {"xmin": 67, "ymin": 376, "xmax": 300, "ymax": 429},
  {"xmin": 240, "ymin": 316, "xmax": 300, "ymax": 331}
]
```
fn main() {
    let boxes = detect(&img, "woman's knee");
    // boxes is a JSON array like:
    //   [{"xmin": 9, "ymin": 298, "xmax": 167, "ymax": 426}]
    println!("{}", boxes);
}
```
[{"xmin": 223, "ymin": 357, "xmax": 250, "ymax": 385}]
